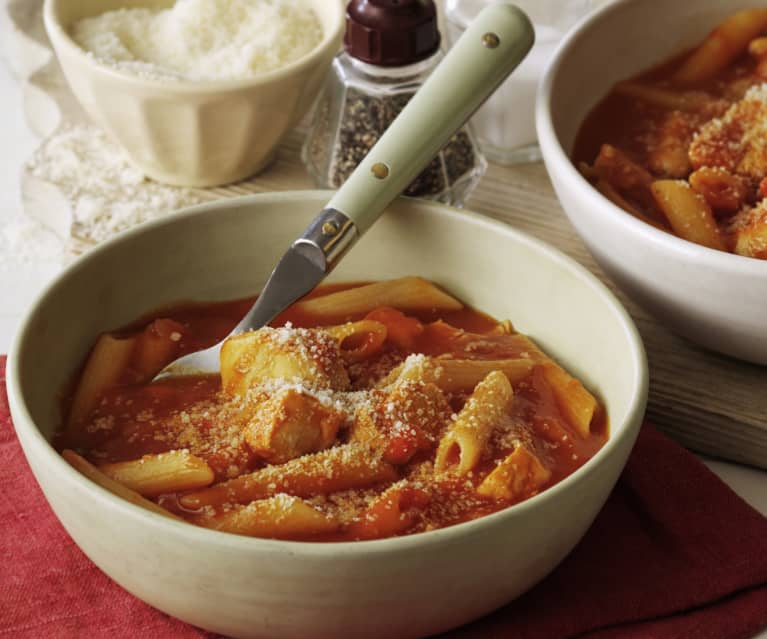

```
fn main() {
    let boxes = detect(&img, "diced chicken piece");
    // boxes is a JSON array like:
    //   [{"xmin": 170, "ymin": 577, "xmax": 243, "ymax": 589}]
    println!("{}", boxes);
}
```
[
  {"xmin": 244, "ymin": 388, "xmax": 345, "ymax": 464},
  {"xmin": 351, "ymin": 380, "xmax": 450, "ymax": 465},
  {"xmin": 220, "ymin": 326, "xmax": 349, "ymax": 396},
  {"xmin": 689, "ymin": 84, "xmax": 767, "ymax": 182},
  {"xmin": 728, "ymin": 199, "xmax": 767, "ymax": 258},
  {"xmin": 477, "ymin": 444, "xmax": 551, "ymax": 501},
  {"xmin": 648, "ymin": 111, "xmax": 695, "ymax": 178}
]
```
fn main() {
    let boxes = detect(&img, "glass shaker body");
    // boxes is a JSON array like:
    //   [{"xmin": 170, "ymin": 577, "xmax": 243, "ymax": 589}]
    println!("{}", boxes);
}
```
[
  {"xmin": 445, "ymin": 0, "xmax": 591, "ymax": 165},
  {"xmin": 303, "ymin": 50, "xmax": 486, "ymax": 206}
]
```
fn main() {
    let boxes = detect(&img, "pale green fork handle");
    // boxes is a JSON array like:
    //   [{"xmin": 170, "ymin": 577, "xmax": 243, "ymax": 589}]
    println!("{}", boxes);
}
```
[{"xmin": 326, "ymin": 3, "xmax": 534, "ymax": 233}]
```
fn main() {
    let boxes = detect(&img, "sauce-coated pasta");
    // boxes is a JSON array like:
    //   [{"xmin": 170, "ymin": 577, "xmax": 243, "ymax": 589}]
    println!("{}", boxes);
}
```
[
  {"xmin": 574, "ymin": 8, "xmax": 767, "ymax": 259},
  {"xmin": 57, "ymin": 278, "xmax": 607, "ymax": 541}
]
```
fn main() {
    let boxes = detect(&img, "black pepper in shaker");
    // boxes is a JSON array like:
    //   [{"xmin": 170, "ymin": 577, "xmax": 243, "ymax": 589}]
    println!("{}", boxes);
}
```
[{"xmin": 302, "ymin": 0, "xmax": 485, "ymax": 205}]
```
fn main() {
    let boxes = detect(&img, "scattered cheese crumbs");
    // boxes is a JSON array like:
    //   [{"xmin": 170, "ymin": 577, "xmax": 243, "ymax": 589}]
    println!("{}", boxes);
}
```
[
  {"xmin": 690, "ymin": 83, "xmax": 767, "ymax": 180},
  {"xmin": 71, "ymin": 0, "xmax": 324, "ymax": 82}
]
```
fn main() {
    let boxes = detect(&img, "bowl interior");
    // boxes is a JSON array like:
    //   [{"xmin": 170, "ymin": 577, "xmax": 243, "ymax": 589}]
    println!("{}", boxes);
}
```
[{"xmin": 12, "ymin": 192, "xmax": 645, "ymax": 451}]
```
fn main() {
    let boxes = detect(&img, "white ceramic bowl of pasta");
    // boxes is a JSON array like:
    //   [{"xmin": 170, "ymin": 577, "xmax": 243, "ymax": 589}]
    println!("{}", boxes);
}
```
[
  {"xmin": 537, "ymin": 0, "xmax": 767, "ymax": 365},
  {"xmin": 43, "ymin": 0, "xmax": 344, "ymax": 187},
  {"xmin": 7, "ymin": 192, "xmax": 647, "ymax": 639}
]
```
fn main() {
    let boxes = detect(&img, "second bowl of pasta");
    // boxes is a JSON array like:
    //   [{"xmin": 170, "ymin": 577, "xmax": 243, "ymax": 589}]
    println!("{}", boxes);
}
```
[
  {"xmin": 7, "ymin": 191, "xmax": 647, "ymax": 638},
  {"xmin": 537, "ymin": 0, "xmax": 767, "ymax": 364}
]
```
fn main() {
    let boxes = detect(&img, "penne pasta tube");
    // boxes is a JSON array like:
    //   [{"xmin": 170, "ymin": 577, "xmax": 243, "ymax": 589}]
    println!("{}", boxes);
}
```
[
  {"xmin": 380, "ymin": 355, "xmax": 534, "ymax": 393},
  {"xmin": 364, "ymin": 307, "xmax": 424, "ymax": 350},
  {"xmin": 323, "ymin": 320, "xmax": 388, "ymax": 363},
  {"xmin": 592, "ymin": 144, "xmax": 657, "ymax": 213},
  {"xmin": 98, "ymin": 449, "xmax": 215, "ymax": 497},
  {"xmin": 347, "ymin": 484, "xmax": 429, "ymax": 540},
  {"xmin": 179, "ymin": 444, "xmax": 398, "ymax": 510},
  {"xmin": 62, "ymin": 449, "xmax": 183, "ymax": 521},
  {"xmin": 293, "ymin": 277, "xmax": 463, "ymax": 320},
  {"xmin": 67, "ymin": 333, "xmax": 136, "ymax": 431},
  {"xmin": 434, "ymin": 371, "xmax": 513, "ymax": 476},
  {"xmin": 540, "ymin": 362, "xmax": 598, "ymax": 439},
  {"xmin": 489, "ymin": 319, "xmax": 516, "ymax": 336},
  {"xmin": 673, "ymin": 8, "xmax": 767, "ymax": 86},
  {"xmin": 731, "ymin": 204, "xmax": 767, "ymax": 259},
  {"xmin": 194, "ymin": 494, "xmax": 339, "ymax": 539},
  {"xmin": 615, "ymin": 81, "xmax": 713, "ymax": 112},
  {"xmin": 477, "ymin": 444, "xmax": 551, "ymax": 501},
  {"xmin": 650, "ymin": 180, "xmax": 727, "ymax": 250},
  {"xmin": 595, "ymin": 179, "xmax": 667, "ymax": 230},
  {"xmin": 131, "ymin": 318, "xmax": 185, "ymax": 382}
]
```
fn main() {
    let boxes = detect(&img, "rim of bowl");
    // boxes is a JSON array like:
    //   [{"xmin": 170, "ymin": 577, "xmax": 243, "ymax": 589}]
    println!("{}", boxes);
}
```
[
  {"xmin": 7, "ymin": 190, "xmax": 649, "ymax": 556},
  {"xmin": 536, "ymin": 0, "xmax": 767, "ymax": 277},
  {"xmin": 42, "ymin": 0, "xmax": 345, "ymax": 92}
]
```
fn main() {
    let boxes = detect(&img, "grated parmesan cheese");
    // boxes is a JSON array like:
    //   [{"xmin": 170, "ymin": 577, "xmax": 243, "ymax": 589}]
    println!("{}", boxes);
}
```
[{"xmin": 71, "ymin": 0, "xmax": 324, "ymax": 82}]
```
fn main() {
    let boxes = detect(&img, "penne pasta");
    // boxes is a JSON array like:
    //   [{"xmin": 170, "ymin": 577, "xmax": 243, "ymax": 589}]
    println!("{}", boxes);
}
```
[
  {"xmin": 179, "ymin": 444, "xmax": 398, "ymax": 510},
  {"xmin": 615, "ymin": 81, "xmax": 713, "ymax": 112},
  {"xmin": 730, "ymin": 203, "xmax": 767, "ymax": 259},
  {"xmin": 98, "ymin": 449, "xmax": 215, "ymax": 497},
  {"xmin": 434, "ymin": 371, "xmax": 513, "ymax": 476},
  {"xmin": 364, "ymin": 307, "xmax": 424, "ymax": 349},
  {"xmin": 595, "ymin": 179, "xmax": 667, "ymax": 230},
  {"xmin": 347, "ymin": 484, "xmax": 429, "ymax": 540},
  {"xmin": 67, "ymin": 333, "xmax": 136, "ymax": 430},
  {"xmin": 592, "ymin": 144, "xmax": 657, "ymax": 212},
  {"xmin": 673, "ymin": 8, "xmax": 767, "ymax": 86},
  {"xmin": 323, "ymin": 319, "xmax": 387, "ymax": 363},
  {"xmin": 380, "ymin": 355, "xmax": 533, "ymax": 393},
  {"xmin": 293, "ymin": 277, "xmax": 463, "ymax": 320},
  {"xmin": 194, "ymin": 494, "xmax": 339, "ymax": 539},
  {"xmin": 650, "ymin": 180, "xmax": 727, "ymax": 251},
  {"xmin": 477, "ymin": 444, "xmax": 551, "ymax": 501},
  {"xmin": 62, "ymin": 449, "xmax": 183, "ymax": 520},
  {"xmin": 131, "ymin": 318, "xmax": 185, "ymax": 382},
  {"xmin": 541, "ymin": 362, "xmax": 598, "ymax": 439}
]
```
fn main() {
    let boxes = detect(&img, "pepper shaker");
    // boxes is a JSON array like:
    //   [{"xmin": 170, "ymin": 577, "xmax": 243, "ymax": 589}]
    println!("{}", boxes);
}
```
[{"xmin": 303, "ymin": 0, "xmax": 486, "ymax": 206}]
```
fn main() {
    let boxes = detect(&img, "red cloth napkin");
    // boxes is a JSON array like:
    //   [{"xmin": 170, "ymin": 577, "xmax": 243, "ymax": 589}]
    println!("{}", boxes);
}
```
[{"xmin": 2, "ymin": 354, "xmax": 767, "ymax": 639}]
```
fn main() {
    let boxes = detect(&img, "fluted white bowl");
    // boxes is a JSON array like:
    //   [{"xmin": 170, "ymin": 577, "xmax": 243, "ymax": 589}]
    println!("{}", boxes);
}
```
[
  {"xmin": 43, "ymin": 0, "xmax": 344, "ymax": 187},
  {"xmin": 8, "ymin": 193, "xmax": 647, "ymax": 639}
]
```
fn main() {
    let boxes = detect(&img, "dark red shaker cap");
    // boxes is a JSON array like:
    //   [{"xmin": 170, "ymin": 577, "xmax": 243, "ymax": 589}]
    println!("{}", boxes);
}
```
[{"xmin": 345, "ymin": 0, "xmax": 440, "ymax": 66}]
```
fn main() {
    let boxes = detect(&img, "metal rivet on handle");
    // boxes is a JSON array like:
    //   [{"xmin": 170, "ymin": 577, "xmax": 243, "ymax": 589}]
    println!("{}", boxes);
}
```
[
  {"xmin": 322, "ymin": 221, "xmax": 339, "ymax": 235},
  {"xmin": 371, "ymin": 163, "xmax": 390, "ymax": 179},
  {"xmin": 482, "ymin": 33, "xmax": 500, "ymax": 49}
]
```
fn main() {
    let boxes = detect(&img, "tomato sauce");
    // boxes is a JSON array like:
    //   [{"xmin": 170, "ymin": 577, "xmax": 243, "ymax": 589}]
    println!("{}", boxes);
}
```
[{"xmin": 57, "ymin": 283, "xmax": 608, "ymax": 541}]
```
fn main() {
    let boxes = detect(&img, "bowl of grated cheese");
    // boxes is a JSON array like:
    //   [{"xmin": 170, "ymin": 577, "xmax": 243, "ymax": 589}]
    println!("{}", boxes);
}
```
[{"xmin": 43, "ymin": 0, "xmax": 344, "ymax": 187}]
